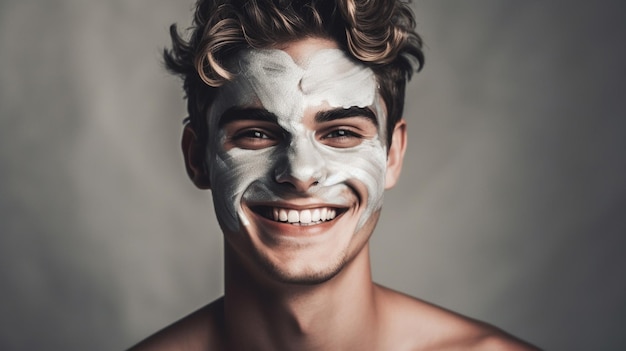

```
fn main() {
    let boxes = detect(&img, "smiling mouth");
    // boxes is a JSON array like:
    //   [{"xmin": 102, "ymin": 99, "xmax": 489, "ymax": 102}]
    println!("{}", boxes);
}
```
[{"xmin": 250, "ymin": 206, "xmax": 347, "ymax": 226}]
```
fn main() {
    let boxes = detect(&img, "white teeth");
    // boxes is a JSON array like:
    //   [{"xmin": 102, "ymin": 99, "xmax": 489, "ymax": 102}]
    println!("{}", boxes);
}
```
[
  {"xmin": 311, "ymin": 209, "xmax": 321, "ymax": 222},
  {"xmin": 300, "ymin": 210, "xmax": 312, "ymax": 224},
  {"xmin": 287, "ymin": 210, "xmax": 299, "ymax": 223},
  {"xmin": 279, "ymin": 209, "xmax": 288, "ymax": 222},
  {"xmin": 268, "ymin": 207, "xmax": 339, "ymax": 224}
]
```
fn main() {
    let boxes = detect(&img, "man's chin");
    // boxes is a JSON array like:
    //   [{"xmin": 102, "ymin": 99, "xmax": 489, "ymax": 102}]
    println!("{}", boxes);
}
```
[{"xmin": 256, "ymin": 255, "xmax": 347, "ymax": 286}]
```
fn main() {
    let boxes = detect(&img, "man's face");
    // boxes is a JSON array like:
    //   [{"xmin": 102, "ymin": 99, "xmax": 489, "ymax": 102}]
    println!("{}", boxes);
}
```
[{"xmin": 201, "ymin": 38, "xmax": 398, "ymax": 284}]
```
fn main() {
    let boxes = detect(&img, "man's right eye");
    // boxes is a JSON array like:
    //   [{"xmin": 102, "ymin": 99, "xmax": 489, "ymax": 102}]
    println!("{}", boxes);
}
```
[
  {"xmin": 236, "ymin": 130, "xmax": 271, "ymax": 139},
  {"xmin": 231, "ymin": 129, "xmax": 278, "ymax": 149}
]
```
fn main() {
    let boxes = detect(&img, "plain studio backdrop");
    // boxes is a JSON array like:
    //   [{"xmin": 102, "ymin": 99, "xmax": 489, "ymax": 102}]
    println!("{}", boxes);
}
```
[{"xmin": 1, "ymin": 0, "xmax": 625, "ymax": 350}]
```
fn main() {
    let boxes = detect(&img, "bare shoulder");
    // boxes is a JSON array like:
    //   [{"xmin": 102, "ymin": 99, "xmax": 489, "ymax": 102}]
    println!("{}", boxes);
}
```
[
  {"xmin": 127, "ymin": 297, "xmax": 224, "ymax": 351},
  {"xmin": 374, "ymin": 285, "xmax": 541, "ymax": 351}
]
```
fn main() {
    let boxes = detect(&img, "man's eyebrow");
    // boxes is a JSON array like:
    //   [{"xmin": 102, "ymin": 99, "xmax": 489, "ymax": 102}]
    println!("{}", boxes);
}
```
[
  {"xmin": 315, "ymin": 106, "xmax": 378, "ymax": 127},
  {"xmin": 218, "ymin": 107, "xmax": 278, "ymax": 128}
]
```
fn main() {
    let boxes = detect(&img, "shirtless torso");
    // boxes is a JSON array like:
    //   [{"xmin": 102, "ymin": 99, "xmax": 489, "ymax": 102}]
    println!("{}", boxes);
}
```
[
  {"xmin": 130, "ymin": 244, "xmax": 539, "ymax": 351},
  {"xmin": 131, "ymin": 286, "xmax": 538, "ymax": 351}
]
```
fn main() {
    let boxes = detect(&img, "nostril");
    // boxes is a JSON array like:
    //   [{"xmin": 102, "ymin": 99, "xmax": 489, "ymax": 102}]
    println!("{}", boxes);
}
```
[{"xmin": 272, "ymin": 145, "xmax": 327, "ymax": 191}]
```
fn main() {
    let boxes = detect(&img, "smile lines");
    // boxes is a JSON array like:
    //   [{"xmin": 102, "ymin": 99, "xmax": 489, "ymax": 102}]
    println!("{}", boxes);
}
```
[{"xmin": 270, "ymin": 207, "xmax": 337, "ymax": 225}]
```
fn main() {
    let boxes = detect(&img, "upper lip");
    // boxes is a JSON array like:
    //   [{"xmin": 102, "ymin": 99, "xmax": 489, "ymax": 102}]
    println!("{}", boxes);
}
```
[{"xmin": 245, "ymin": 200, "xmax": 349, "ymax": 211}]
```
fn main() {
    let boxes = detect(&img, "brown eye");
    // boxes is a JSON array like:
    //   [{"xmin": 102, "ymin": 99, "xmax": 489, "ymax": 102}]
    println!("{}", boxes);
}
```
[
  {"xmin": 320, "ymin": 128, "xmax": 363, "ymax": 148},
  {"xmin": 324, "ymin": 129, "xmax": 357, "ymax": 139},
  {"xmin": 232, "ymin": 129, "xmax": 278, "ymax": 149},
  {"xmin": 239, "ymin": 130, "xmax": 271, "ymax": 139}
]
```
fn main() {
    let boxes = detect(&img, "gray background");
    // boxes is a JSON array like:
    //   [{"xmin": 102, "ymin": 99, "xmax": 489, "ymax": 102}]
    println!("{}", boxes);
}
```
[{"xmin": 1, "ymin": 0, "xmax": 625, "ymax": 350}]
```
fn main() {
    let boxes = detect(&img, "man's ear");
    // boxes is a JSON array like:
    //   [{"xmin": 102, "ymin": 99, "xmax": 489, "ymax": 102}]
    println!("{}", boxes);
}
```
[
  {"xmin": 385, "ymin": 119, "xmax": 408, "ymax": 190},
  {"xmin": 181, "ymin": 124, "xmax": 211, "ymax": 189}
]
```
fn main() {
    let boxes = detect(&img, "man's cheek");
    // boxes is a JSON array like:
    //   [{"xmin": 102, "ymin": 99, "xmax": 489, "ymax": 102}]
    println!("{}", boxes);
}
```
[
  {"xmin": 325, "ymin": 144, "xmax": 386, "ymax": 182},
  {"xmin": 211, "ymin": 148, "xmax": 274, "ymax": 230},
  {"xmin": 344, "ymin": 146, "xmax": 386, "ymax": 198},
  {"xmin": 223, "ymin": 149, "xmax": 272, "ymax": 189}
]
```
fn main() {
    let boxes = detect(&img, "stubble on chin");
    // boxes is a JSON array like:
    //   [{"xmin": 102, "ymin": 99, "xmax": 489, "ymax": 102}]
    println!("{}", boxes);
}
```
[{"xmin": 252, "ymin": 247, "xmax": 349, "ymax": 286}]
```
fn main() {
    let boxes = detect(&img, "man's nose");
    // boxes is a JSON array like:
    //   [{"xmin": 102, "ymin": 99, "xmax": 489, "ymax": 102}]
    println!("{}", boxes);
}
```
[{"xmin": 274, "ymin": 139, "xmax": 327, "ymax": 192}]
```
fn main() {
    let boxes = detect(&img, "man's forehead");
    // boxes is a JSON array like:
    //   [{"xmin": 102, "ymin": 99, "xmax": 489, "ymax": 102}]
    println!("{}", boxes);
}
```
[
  {"xmin": 247, "ymin": 47, "xmax": 373, "ymax": 93},
  {"xmin": 208, "ymin": 46, "xmax": 382, "ymax": 132},
  {"xmin": 271, "ymin": 37, "xmax": 340, "ymax": 65}
]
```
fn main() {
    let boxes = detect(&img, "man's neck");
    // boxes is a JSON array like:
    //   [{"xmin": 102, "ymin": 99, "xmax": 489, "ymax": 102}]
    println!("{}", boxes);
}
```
[{"xmin": 222, "ymin": 243, "xmax": 379, "ymax": 351}]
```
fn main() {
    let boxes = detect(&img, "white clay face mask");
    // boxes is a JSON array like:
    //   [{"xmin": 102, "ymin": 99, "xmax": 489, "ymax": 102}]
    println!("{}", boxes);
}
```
[{"xmin": 206, "ymin": 47, "xmax": 388, "ymax": 232}]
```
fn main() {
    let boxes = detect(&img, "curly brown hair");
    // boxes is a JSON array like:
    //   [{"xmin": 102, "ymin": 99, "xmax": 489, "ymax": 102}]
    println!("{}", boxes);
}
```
[{"xmin": 164, "ymin": 0, "xmax": 424, "ymax": 147}]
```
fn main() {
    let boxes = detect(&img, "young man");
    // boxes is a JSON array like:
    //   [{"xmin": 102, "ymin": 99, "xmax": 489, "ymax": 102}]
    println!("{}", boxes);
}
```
[{"xmin": 131, "ymin": 0, "xmax": 539, "ymax": 349}]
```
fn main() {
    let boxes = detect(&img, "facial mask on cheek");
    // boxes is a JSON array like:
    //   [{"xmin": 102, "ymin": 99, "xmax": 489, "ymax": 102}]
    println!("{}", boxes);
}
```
[
  {"xmin": 209, "ymin": 135, "xmax": 277, "ymax": 231},
  {"xmin": 315, "ymin": 138, "xmax": 388, "ymax": 229}
]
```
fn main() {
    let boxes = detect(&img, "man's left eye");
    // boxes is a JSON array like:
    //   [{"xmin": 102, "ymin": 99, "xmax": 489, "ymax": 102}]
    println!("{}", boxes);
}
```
[
  {"xmin": 320, "ymin": 129, "xmax": 363, "ymax": 148},
  {"xmin": 324, "ymin": 129, "xmax": 358, "ymax": 138}
]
